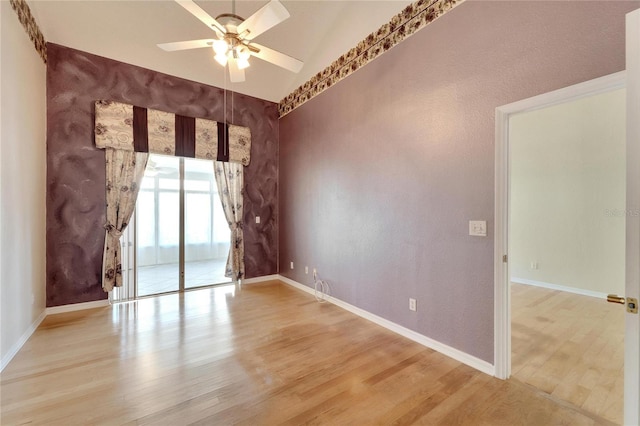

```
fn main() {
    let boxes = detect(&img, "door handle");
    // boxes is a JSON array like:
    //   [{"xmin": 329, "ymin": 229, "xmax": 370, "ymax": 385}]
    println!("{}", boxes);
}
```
[
  {"xmin": 607, "ymin": 294, "xmax": 625, "ymax": 304},
  {"xmin": 607, "ymin": 294, "xmax": 639, "ymax": 314}
]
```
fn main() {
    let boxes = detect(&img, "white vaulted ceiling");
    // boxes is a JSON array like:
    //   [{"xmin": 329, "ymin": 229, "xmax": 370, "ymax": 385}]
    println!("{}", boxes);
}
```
[{"xmin": 28, "ymin": 0, "xmax": 413, "ymax": 102}]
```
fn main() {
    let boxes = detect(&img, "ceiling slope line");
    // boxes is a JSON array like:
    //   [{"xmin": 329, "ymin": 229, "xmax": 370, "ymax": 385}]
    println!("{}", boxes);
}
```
[{"xmin": 278, "ymin": 0, "xmax": 464, "ymax": 118}]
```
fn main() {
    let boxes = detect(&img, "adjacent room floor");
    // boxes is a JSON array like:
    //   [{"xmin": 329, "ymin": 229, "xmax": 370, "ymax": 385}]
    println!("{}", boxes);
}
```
[
  {"xmin": 138, "ymin": 258, "xmax": 230, "ymax": 296},
  {"xmin": 511, "ymin": 282, "xmax": 625, "ymax": 425},
  {"xmin": 1, "ymin": 281, "xmax": 616, "ymax": 425}
]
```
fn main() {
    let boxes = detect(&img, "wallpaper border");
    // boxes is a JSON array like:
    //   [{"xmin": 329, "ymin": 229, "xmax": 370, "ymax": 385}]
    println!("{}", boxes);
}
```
[
  {"xmin": 9, "ymin": 0, "xmax": 47, "ymax": 63},
  {"xmin": 278, "ymin": 0, "xmax": 462, "ymax": 117}
]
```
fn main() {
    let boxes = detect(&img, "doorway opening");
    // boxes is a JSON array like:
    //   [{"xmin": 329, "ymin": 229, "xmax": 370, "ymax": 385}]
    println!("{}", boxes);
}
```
[
  {"xmin": 494, "ymin": 72, "xmax": 627, "ymax": 424},
  {"xmin": 113, "ymin": 154, "xmax": 231, "ymax": 301}
]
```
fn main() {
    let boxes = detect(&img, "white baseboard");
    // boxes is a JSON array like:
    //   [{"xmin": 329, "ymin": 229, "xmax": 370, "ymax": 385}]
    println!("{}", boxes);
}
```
[
  {"xmin": 511, "ymin": 277, "xmax": 608, "ymax": 299},
  {"xmin": 3, "ymin": 277, "xmax": 497, "ymax": 377},
  {"xmin": 1, "ymin": 309, "xmax": 46, "ymax": 372},
  {"xmin": 277, "ymin": 275, "xmax": 495, "ymax": 377},
  {"xmin": 240, "ymin": 274, "xmax": 280, "ymax": 285},
  {"xmin": 2, "ymin": 300, "xmax": 111, "ymax": 372},
  {"xmin": 46, "ymin": 299, "xmax": 110, "ymax": 315}
]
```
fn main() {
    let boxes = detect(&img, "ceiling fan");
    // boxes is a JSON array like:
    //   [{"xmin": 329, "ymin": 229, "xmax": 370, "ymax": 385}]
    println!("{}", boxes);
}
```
[
  {"xmin": 158, "ymin": 0, "xmax": 303, "ymax": 83},
  {"xmin": 145, "ymin": 158, "xmax": 176, "ymax": 176}
]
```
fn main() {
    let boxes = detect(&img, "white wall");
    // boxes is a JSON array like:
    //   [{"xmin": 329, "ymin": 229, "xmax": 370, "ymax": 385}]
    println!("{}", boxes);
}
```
[
  {"xmin": 509, "ymin": 89, "xmax": 626, "ymax": 296},
  {"xmin": 1, "ymin": 2, "xmax": 47, "ymax": 369}
]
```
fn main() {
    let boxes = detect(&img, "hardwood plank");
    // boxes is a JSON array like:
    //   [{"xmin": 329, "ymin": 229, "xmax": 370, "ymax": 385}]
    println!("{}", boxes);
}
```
[
  {"xmin": 1, "ymin": 281, "xmax": 615, "ymax": 425},
  {"xmin": 511, "ymin": 283, "xmax": 624, "ymax": 424}
]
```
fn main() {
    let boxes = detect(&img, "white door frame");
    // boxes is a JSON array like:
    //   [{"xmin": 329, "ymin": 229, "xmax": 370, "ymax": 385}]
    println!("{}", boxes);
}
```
[
  {"xmin": 493, "ymin": 70, "xmax": 626, "ymax": 379},
  {"xmin": 624, "ymin": 8, "xmax": 640, "ymax": 425},
  {"xmin": 493, "ymin": 65, "xmax": 639, "ymax": 421}
]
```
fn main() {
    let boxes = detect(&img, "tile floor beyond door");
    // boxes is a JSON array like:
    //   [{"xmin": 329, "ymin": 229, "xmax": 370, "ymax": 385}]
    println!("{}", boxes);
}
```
[{"xmin": 138, "ymin": 259, "xmax": 230, "ymax": 296}]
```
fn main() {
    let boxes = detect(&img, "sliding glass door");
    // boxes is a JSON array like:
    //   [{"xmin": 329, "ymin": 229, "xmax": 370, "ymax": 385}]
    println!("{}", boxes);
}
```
[
  {"xmin": 135, "ymin": 154, "xmax": 230, "ymax": 297},
  {"xmin": 183, "ymin": 157, "xmax": 229, "ymax": 288},
  {"xmin": 137, "ymin": 155, "xmax": 180, "ymax": 296}
]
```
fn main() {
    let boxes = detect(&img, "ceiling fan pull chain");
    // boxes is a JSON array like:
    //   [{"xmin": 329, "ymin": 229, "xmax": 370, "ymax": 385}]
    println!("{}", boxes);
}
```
[{"xmin": 224, "ymin": 60, "xmax": 227, "ymax": 136}]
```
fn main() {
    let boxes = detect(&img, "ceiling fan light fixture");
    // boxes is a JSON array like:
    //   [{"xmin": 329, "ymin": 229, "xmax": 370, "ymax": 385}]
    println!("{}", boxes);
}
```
[
  {"xmin": 214, "ymin": 53, "xmax": 228, "ymax": 66},
  {"xmin": 237, "ymin": 47, "xmax": 250, "ymax": 61},
  {"xmin": 237, "ymin": 57, "xmax": 250, "ymax": 70},
  {"xmin": 212, "ymin": 39, "xmax": 229, "ymax": 55}
]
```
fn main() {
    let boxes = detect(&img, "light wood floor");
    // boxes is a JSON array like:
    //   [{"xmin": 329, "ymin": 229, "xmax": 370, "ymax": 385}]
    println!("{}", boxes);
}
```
[
  {"xmin": 511, "ymin": 283, "xmax": 625, "ymax": 425},
  {"xmin": 1, "ymin": 281, "xmax": 616, "ymax": 425}
]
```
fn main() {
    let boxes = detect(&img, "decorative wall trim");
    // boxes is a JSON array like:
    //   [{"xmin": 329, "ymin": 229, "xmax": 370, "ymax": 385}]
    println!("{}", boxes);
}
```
[
  {"xmin": 46, "ymin": 299, "xmax": 110, "ymax": 315},
  {"xmin": 1, "ymin": 309, "xmax": 46, "ymax": 372},
  {"xmin": 278, "ymin": 0, "xmax": 463, "ymax": 117},
  {"xmin": 511, "ymin": 278, "xmax": 608, "ymax": 300},
  {"xmin": 277, "ymin": 274, "xmax": 495, "ymax": 377},
  {"xmin": 9, "ymin": 0, "xmax": 47, "ymax": 63}
]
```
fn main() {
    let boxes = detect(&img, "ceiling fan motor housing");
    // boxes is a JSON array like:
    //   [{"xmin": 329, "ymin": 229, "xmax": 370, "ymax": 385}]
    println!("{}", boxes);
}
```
[{"xmin": 216, "ymin": 13, "xmax": 244, "ymax": 34}]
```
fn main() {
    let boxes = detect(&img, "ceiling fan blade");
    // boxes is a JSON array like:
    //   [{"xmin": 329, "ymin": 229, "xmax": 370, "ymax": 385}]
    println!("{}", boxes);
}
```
[
  {"xmin": 237, "ymin": 0, "xmax": 290, "ymax": 40},
  {"xmin": 228, "ymin": 59, "xmax": 246, "ymax": 83},
  {"xmin": 249, "ymin": 43, "xmax": 303, "ymax": 73},
  {"xmin": 175, "ymin": 0, "xmax": 226, "ymax": 36},
  {"xmin": 157, "ymin": 39, "xmax": 214, "ymax": 52}
]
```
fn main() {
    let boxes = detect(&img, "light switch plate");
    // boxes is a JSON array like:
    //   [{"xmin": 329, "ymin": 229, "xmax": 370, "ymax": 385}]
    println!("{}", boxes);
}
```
[
  {"xmin": 469, "ymin": 220, "xmax": 487, "ymax": 237},
  {"xmin": 255, "ymin": 216, "xmax": 261, "ymax": 224}
]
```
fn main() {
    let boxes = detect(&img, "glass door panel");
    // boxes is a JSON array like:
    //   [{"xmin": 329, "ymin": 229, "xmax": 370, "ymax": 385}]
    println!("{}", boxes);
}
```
[
  {"xmin": 184, "ymin": 157, "xmax": 230, "ymax": 289},
  {"xmin": 136, "ymin": 154, "xmax": 180, "ymax": 296}
]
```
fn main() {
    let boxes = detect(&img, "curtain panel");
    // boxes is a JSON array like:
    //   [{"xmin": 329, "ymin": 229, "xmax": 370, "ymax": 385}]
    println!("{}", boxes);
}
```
[
  {"xmin": 95, "ymin": 100, "xmax": 252, "ymax": 166},
  {"xmin": 214, "ymin": 161, "xmax": 245, "ymax": 281},
  {"xmin": 102, "ymin": 148, "xmax": 149, "ymax": 292}
]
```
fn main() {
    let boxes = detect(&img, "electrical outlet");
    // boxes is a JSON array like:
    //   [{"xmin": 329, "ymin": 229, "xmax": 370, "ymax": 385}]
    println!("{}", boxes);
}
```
[
  {"xmin": 305, "ymin": 266, "xmax": 308, "ymax": 274},
  {"xmin": 409, "ymin": 298, "xmax": 417, "ymax": 312},
  {"xmin": 255, "ymin": 216, "xmax": 261, "ymax": 224},
  {"xmin": 530, "ymin": 261, "xmax": 538, "ymax": 270},
  {"xmin": 290, "ymin": 261, "xmax": 294, "ymax": 269}
]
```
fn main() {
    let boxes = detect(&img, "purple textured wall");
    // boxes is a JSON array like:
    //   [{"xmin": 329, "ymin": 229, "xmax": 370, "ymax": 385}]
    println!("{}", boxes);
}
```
[
  {"xmin": 46, "ymin": 43, "xmax": 278, "ymax": 307},
  {"xmin": 278, "ymin": 1, "xmax": 638, "ymax": 363}
]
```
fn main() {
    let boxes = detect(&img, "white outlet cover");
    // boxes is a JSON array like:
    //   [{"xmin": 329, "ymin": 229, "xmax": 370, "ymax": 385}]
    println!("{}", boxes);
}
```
[
  {"xmin": 255, "ymin": 216, "xmax": 261, "ymax": 224},
  {"xmin": 290, "ymin": 262, "xmax": 294, "ymax": 269},
  {"xmin": 469, "ymin": 220, "xmax": 487, "ymax": 237},
  {"xmin": 409, "ymin": 298, "xmax": 417, "ymax": 312}
]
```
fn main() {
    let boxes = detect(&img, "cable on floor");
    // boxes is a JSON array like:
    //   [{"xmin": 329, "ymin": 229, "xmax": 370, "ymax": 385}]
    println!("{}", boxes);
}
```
[{"xmin": 313, "ymin": 269, "xmax": 330, "ymax": 303}]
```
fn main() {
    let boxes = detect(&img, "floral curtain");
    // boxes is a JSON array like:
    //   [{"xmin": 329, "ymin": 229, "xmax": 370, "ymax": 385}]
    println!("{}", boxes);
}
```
[
  {"xmin": 102, "ymin": 148, "xmax": 149, "ymax": 292},
  {"xmin": 214, "ymin": 161, "xmax": 245, "ymax": 281},
  {"xmin": 95, "ymin": 100, "xmax": 251, "ymax": 165}
]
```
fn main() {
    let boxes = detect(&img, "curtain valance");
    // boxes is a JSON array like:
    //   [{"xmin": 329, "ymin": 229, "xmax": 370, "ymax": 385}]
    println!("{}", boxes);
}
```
[{"xmin": 94, "ymin": 100, "xmax": 251, "ymax": 166}]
